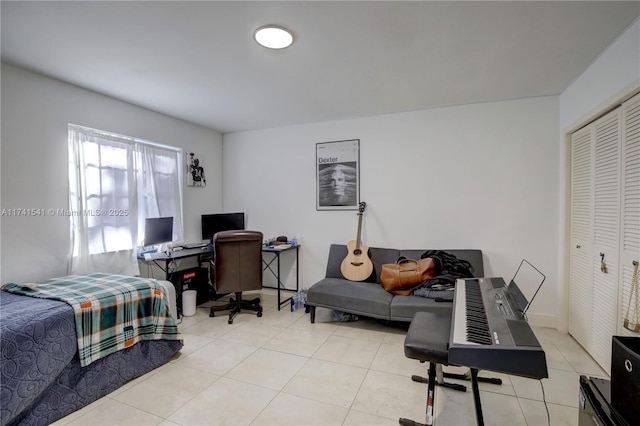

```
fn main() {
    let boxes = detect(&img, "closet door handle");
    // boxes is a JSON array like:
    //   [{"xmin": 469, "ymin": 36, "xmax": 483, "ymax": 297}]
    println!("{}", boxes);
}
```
[{"xmin": 576, "ymin": 245, "xmax": 581, "ymax": 249}]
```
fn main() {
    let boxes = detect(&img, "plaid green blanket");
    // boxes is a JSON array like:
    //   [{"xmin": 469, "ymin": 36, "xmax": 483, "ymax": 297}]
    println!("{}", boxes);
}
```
[{"xmin": 2, "ymin": 273, "xmax": 182, "ymax": 367}]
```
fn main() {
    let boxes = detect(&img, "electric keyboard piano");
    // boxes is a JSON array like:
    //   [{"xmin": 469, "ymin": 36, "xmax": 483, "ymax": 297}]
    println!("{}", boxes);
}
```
[{"xmin": 449, "ymin": 277, "xmax": 548, "ymax": 380}]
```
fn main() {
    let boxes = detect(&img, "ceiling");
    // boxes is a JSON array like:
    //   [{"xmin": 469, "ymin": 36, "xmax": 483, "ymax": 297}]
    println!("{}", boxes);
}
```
[{"xmin": 2, "ymin": 1, "xmax": 638, "ymax": 134}]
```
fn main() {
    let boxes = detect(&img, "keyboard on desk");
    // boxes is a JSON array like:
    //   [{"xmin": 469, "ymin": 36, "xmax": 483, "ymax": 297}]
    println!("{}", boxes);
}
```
[
  {"xmin": 449, "ymin": 277, "xmax": 548, "ymax": 379},
  {"xmin": 182, "ymin": 242, "xmax": 209, "ymax": 249},
  {"xmin": 143, "ymin": 251, "xmax": 167, "ymax": 260}
]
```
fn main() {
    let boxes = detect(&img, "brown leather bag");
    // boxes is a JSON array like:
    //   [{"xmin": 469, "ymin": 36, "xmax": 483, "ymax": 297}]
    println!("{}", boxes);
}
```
[{"xmin": 380, "ymin": 257, "xmax": 437, "ymax": 295}]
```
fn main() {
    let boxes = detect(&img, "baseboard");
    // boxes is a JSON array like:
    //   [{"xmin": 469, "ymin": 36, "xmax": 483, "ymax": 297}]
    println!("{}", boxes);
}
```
[{"xmin": 526, "ymin": 313, "xmax": 557, "ymax": 329}]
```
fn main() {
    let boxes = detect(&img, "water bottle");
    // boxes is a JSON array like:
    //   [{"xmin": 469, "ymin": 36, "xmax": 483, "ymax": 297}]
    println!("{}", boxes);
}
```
[
  {"xmin": 297, "ymin": 290, "xmax": 304, "ymax": 310},
  {"xmin": 298, "ymin": 290, "xmax": 308, "ymax": 313}
]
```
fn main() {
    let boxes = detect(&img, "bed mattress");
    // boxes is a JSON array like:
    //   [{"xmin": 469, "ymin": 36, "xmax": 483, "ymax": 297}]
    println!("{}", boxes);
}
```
[{"xmin": 0, "ymin": 281, "xmax": 182, "ymax": 426}]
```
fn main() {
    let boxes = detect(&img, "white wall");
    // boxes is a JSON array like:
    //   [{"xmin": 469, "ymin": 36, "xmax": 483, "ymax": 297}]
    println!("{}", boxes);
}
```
[
  {"xmin": 560, "ymin": 19, "xmax": 640, "ymax": 132},
  {"xmin": 6, "ymin": 20, "xmax": 634, "ymax": 323},
  {"xmin": 224, "ymin": 96, "xmax": 560, "ymax": 322},
  {"xmin": 556, "ymin": 19, "xmax": 640, "ymax": 331},
  {"xmin": 1, "ymin": 63, "xmax": 223, "ymax": 284}
]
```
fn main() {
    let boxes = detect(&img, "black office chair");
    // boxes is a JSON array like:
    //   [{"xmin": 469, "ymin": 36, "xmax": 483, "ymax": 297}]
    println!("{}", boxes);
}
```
[{"xmin": 209, "ymin": 230, "xmax": 264, "ymax": 324}]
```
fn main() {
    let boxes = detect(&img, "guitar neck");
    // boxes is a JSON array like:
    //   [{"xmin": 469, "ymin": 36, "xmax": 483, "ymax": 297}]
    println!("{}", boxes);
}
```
[{"xmin": 354, "ymin": 213, "xmax": 363, "ymax": 249}]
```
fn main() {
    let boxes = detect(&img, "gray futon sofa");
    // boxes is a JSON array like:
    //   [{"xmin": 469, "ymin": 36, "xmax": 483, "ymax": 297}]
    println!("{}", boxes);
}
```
[{"xmin": 306, "ymin": 244, "xmax": 484, "ymax": 323}]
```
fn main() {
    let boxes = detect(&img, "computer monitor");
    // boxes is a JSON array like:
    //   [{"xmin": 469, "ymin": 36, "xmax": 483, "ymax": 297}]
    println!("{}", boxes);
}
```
[
  {"xmin": 201, "ymin": 212, "xmax": 245, "ymax": 241},
  {"xmin": 144, "ymin": 216, "xmax": 173, "ymax": 246}
]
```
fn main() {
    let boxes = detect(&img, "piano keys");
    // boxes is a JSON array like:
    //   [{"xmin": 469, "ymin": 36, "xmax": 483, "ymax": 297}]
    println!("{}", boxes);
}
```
[{"xmin": 449, "ymin": 276, "xmax": 548, "ymax": 380}]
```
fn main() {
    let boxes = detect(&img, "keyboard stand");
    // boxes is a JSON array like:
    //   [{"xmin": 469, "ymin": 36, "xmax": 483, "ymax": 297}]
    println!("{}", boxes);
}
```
[
  {"xmin": 410, "ymin": 366, "xmax": 502, "ymax": 393},
  {"xmin": 402, "ymin": 311, "xmax": 500, "ymax": 426},
  {"xmin": 443, "ymin": 370, "xmax": 502, "ymax": 385},
  {"xmin": 470, "ymin": 368, "xmax": 485, "ymax": 426}
]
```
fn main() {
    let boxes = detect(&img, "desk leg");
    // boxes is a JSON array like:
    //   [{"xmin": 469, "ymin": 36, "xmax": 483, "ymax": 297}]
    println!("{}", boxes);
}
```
[
  {"xmin": 262, "ymin": 250, "xmax": 296, "ymax": 311},
  {"xmin": 276, "ymin": 252, "xmax": 282, "ymax": 310},
  {"xmin": 295, "ymin": 246, "xmax": 299, "ymax": 292}
]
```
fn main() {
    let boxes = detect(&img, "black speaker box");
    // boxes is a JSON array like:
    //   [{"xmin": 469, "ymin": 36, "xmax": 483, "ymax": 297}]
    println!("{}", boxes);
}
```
[{"xmin": 611, "ymin": 336, "xmax": 640, "ymax": 424}]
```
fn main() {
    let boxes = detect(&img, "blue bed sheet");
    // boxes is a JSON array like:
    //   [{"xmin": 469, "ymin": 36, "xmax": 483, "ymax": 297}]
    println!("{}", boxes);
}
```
[{"xmin": 0, "ymin": 290, "xmax": 182, "ymax": 426}]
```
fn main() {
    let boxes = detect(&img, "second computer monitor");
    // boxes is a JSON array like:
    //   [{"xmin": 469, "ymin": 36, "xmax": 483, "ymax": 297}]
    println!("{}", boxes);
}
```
[{"xmin": 201, "ymin": 212, "xmax": 245, "ymax": 241}]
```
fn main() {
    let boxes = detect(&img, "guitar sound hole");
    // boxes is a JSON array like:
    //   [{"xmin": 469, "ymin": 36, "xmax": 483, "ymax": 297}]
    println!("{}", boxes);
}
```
[{"xmin": 354, "ymin": 249, "xmax": 361, "ymax": 255}]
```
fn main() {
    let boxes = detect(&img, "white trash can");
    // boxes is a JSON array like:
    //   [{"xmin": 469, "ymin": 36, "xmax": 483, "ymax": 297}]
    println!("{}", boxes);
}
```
[{"xmin": 182, "ymin": 290, "xmax": 197, "ymax": 317}]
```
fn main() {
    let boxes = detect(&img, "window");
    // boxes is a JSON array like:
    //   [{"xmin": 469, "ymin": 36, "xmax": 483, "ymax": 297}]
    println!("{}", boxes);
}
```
[{"xmin": 68, "ymin": 125, "xmax": 183, "ymax": 275}]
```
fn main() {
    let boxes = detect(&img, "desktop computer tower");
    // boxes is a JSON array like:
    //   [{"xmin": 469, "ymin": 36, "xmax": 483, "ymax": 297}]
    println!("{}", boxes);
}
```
[{"xmin": 172, "ymin": 267, "xmax": 210, "ymax": 308}]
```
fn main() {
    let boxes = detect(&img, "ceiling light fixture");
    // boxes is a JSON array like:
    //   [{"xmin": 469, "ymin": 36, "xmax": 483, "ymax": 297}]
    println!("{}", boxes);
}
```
[{"xmin": 254, "ymin": 25, "xmax": 294, "ymax": 49}]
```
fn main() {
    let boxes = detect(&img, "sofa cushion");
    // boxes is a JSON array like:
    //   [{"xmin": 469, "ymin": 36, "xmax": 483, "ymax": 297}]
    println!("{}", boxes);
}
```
[
  {"xmin": 369, "ymin": 247, "xmax": 403, "ymax": 283},
  {"xmin": 325, "ymin": 244, "xmax": 349, "ymax": 279},
  {"xmin": 306, "ymin": 277, "xmax": 393, "ymax": 320}
]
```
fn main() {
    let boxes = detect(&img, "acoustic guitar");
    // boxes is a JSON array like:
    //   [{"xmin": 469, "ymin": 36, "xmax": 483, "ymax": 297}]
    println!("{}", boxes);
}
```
[{"xmin": 341, "ymin": 202, "xmax": 374, "ymax": 281}]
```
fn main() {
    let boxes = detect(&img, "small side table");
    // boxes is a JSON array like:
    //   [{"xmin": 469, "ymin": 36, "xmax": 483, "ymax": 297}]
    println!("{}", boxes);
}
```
[{"xmin": 262, "ymin": 244, "xmax": 300, "ymax": 310}]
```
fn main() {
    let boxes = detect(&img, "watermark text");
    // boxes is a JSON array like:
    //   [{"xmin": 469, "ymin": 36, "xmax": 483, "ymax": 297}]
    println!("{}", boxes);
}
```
[{"xmin": 1, "ymin": 208, "xmax": 130, "ymax": 217}]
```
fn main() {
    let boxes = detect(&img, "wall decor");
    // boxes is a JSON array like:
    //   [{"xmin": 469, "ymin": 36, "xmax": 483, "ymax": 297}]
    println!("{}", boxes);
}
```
[
  {"xmin": 186, "ymin": 152, "xmax": 206, "ymax": 187},
  {"xmin": 316, "ymin": 139, "xmax": 360, "ymax": 210}
]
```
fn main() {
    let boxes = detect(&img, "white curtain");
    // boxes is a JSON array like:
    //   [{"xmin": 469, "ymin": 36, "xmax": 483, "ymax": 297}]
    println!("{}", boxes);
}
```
[
  {"xmin": 136, "ymin": 143, "xmax": 183, "ymax": 246},
  {"xmin": 68, "ymin": 125, "xmax": 182, "ymax": 276}
]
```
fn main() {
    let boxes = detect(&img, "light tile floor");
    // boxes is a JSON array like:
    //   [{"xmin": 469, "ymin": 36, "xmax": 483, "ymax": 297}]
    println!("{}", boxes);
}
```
[{"xmin": 52, "ymin": 289, "xmax": 608, "ymax": 426}]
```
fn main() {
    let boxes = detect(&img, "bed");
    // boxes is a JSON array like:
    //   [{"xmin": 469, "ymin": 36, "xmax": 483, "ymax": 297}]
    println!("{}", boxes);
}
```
[{"xmin": 0, "ymin": 274, "xmax": 183, "ymax": 426}]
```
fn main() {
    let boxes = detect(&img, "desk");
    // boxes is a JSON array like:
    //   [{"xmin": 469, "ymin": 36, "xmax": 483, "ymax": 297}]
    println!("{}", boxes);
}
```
[
  {"xmin": 138, "ymin": 246, "xmax": 214, "ymax": 315},
  {"xmin": 262, "ymin": 244, "xmax": 300, "ymax": 310}
]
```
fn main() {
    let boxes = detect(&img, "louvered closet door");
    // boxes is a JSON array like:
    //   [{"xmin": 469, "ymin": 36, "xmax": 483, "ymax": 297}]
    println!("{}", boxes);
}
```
[
  {"xmin": 618, "ymin": 93, "xmax": 640, "ymax": 337},
  {"xmin": 569, "ymin": 125, "xmax": 594, "ymax": 349},
  {"xmin": 590, "ymin": 109, "xmax": 621, "ymax": 372}
]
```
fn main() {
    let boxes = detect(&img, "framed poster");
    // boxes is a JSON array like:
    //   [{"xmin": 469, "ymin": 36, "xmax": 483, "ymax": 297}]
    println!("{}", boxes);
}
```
[
  {"xmin": 186, "ymin": 152, "xmax": 206, "ymax": 187},
  {"xmin": 316, "ymin": 139, "xmax": 360, "ymax": 210}
]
